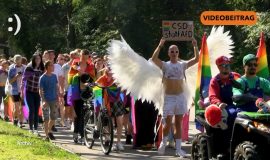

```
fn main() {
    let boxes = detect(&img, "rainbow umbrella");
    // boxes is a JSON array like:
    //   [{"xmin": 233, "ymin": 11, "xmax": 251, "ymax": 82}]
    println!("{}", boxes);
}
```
[{"xmin": 256, "ymin": 32, "xmax": 269, "ymax": 79}]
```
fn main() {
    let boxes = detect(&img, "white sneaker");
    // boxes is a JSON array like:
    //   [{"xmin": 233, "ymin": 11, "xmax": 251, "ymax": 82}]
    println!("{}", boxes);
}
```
[
  {"xmin": 158, "ymin": 142, "xmax": 166, "ymax": 155},
  {"xmin": 65, "ymin": 120, "xmax": 71, "ymax": 130},
  {"xmin": 33, "ymin": 130, "xmax": 40, "ymax": 136},
  {"xmin": 175, "ymin": 149, "xmax": 187, "ymax": 158},
  {"xmin": 70, "ymin": 123, "xmax": 74, "ymax": 131},
  {"xmin": 117, "ymin": 142, "xmax": 124, "ymax": 151},
  {"xmin": 112, "ymin": 142, "xmax": 125, "ymax": 151},
  {"xmin": 112, "ymin": 143, "xmax": 118, "ymax": 151}
]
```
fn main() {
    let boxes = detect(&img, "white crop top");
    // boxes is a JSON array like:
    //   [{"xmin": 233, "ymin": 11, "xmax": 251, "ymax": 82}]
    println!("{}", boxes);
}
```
[{"xmin": 162, "ymin": 61, "xmax": 188, "ymax": 80}]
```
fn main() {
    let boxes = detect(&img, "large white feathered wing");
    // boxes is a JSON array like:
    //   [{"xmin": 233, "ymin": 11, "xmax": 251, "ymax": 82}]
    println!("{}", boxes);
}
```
[
  {"xmin": 184, "ymin": 26, "xmax": 235, "ymax": 110},
  {"xmin": 107, "ymin": 26, "xmax": 234, "ymax": 115},
  {"xmin": 107, "ymin": 37, "xmax": 164, "ymax": 113},
  {"xmin": 207, "ymin": 26, "xmax": 234, "ymax": 76}
]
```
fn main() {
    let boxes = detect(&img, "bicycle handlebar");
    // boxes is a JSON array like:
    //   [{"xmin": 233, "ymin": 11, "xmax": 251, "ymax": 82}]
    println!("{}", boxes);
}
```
[{"xmin": 86, "ymin": 82, "xmax": 115, "ymax": 90}]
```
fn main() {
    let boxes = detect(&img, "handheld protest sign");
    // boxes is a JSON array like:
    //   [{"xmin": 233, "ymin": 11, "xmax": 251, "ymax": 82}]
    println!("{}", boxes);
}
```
[{"xmin": 162, "ymin": 21, "xmax": 193, "ymax": 41}]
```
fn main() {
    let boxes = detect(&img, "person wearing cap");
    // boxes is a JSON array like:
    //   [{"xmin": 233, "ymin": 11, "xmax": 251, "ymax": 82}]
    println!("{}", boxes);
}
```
[
  {"xmin": 210, "ymin": 56, "xmax": 240, "ymax": 105},
  {"xmin": 209, "ymin": 56, "xmax": 241, "ymax": 124},
  {"xmin": 233, "ymin": 54, "xmax": 270, "ymax": 112},
  {"xmin": 207, "ymin": 56, "xmax": 241, "ymax": 159}
]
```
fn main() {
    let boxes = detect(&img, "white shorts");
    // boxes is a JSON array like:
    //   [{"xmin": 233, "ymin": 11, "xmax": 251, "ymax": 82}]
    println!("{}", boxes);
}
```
[{"xmin": 163, "ymin": 93, "xmax": 187, "ymax": 117}]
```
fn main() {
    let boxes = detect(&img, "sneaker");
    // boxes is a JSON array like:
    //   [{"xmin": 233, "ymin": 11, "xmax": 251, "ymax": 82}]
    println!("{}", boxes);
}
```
[
  {"xmin": 19, "ymin": 122, "xmax": 25, "ymax": 128},
  {"xmin": 51, "ymin": 126, "xmax": 58, "ymax": 132},
  {"xmin": 117, "ymin": 142, "xmax": 124, "ymax": 151},
  {"xmin": 70, "ymin": 123, "xmax": 74, "ymax": 131},
  {"xmin": 112, "ymin": 142, "xmax": 124, "ymax": 151},
  {"xmin": 48, "ymin": 132, "xmax": 56, "ymax": 140},
  {"xmin": 29, "ymin": 130, "xmax": 34, "ymax": 134},
  {"xmin": 33, "ymin": 130, "xmax": 40, "ymax": 136},
  {"xmin": 126, "ymin": 134, "xmax": 132, "ymax": 144},
  {"xmin": 73, "ymin": 133, "xmax": 78, "ymax": 143},
  {"xmin": 112, "ymin": 143, "xmax": 118, "ymax": 151},
  {"xmin": 4, "ymin": 116, "xmax": 10, "ymax": 122},
  {"xmin": 64, "ymin": 120, "xmax": 70, "ymax": 129},
  {"xmin": 175, "ymin": 149, "xmax": 187, "ymax": 158},
  {"xmin": 78, "ymin": 137, "xmax": 85, "ymax": 145},
  {"xmin": 158, "ymin": 142, "xmax": 166, "ymax": 155},
  {"xmin": 217, "ymin": 154, "xmax": 227, "ymax": 160},
  {"xmin": 13, "ymin": 119, "xmax": 18, "ymax": 126}
]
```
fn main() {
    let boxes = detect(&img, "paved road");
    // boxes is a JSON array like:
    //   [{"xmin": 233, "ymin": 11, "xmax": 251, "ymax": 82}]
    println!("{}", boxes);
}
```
[
  {"xmin": 34, "ymin": 120, "xmax": 200, "ymax": 160},
  {"xmin": 3, "ymin": 106, "xmax": 199, "ymax": 160}
]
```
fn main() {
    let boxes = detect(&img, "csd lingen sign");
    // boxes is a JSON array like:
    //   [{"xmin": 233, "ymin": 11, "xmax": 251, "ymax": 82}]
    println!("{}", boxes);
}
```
[{"xmin": 162, "ymin": 21, "xmax": 193, "ymax": 41}]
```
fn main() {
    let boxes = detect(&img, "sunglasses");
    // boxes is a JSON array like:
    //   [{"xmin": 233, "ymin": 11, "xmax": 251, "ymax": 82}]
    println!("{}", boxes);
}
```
[
  {"xmin": 247, "ymin": 63, "xmax": 258, "ymax": 67},
  {"xmin": 170, "ymin": 51, "xmax": 179, "ymax": 54},
  {"xmin": 219, "ymin": 64, "xmax": 230, "ymax": 68}
]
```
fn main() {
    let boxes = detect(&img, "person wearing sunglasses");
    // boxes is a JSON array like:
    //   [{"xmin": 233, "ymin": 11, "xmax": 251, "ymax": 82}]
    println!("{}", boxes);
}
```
[
  {"xmin": 232, "ymin": 54, "xmax": 270, "ymax": 112},
  {"xmin": 207, "ymin": 56, "xmax": 241, "ymax": 159},
  {"xmin": 151, "ymin": 37, "xmax": 199, "ymax": 158},
  {"xmin": 209, "ymin": 56, "xmax": 241, "ymax": 114}
]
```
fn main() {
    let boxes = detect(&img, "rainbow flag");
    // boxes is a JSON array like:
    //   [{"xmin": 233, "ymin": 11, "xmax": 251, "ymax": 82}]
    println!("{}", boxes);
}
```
[
  {"xmin": 93, "ymin": 86, "xmax": 103, "ymax": 113},
  {"xmin": 256, "ymin": 32, "xmax": 269, "ymax": 79},
  {"xmin": 67, "ymin": 73, "xmax": 81, "ymax": 106},
  {"xmin": 92, "ymin": 86, "xmax": 123, "ymax": 114},
  {"xmin": 194, "ymin": 33, "xmax": 212, "ymax": 131},
  {"xmin": 163, "ymin": 21, "xmax": 171, "ymax": 31},
  {"xmin": 106, "ymin": 86, "xmax": 121, "ymax": 102}
]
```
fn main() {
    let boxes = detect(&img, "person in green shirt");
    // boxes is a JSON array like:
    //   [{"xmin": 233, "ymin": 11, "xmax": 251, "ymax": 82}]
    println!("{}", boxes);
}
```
[{"xmin": 233, "ymin": 54, "xmax": 270, "ymax": 112}]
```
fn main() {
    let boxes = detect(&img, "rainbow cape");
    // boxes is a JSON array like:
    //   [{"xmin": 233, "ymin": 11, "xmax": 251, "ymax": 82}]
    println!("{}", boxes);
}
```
[
  {"xmin": 67, "ymin": 73, "xmax": 81, "ymax": 106},
  {"xmin": 194, "ymin": 34, "xmax": 212, "ymax": 131},
  {"xmin": 256, "ymin": 32, "xmax": 269, "ymax": 79}
]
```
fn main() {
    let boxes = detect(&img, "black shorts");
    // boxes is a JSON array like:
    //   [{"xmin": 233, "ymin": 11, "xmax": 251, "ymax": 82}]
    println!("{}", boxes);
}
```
[
  {"xmin": 64, "ymin": 91, "xmax": 71, "ymax": 107},
  {"xmin": 12, "ymin": 94, "xmax": 21, "ymax": 102}
]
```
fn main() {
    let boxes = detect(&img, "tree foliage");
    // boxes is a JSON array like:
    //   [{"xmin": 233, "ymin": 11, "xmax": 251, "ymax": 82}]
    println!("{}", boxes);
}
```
[{"xmin": 0, "ymin": 0, "xmax": 269, "ymax": 68}]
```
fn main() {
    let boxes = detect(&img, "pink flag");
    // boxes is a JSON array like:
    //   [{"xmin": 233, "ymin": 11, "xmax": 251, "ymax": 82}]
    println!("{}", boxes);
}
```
[{"xmin": 181, "ymin": 110, "xmax": 190, "ymax": 141}]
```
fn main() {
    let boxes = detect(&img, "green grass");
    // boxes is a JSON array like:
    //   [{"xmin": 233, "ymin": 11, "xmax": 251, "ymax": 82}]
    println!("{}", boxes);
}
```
[{"xmin": 0, "ymin": 120, "xmax": 81, "ymax": 160}]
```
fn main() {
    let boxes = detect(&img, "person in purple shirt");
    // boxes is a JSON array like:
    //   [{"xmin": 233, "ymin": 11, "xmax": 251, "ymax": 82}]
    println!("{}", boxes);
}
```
[{"xmin": 21, "ymin": 53, "xmax": 44, "ymax": 135}]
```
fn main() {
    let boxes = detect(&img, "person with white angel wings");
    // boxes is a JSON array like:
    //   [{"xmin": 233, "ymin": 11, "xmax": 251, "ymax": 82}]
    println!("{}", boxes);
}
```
[
  {"xmin": 108, "ymin": 26, "xmax": 234, "ymax": 157},
  {"xmin": 151, "ymin": 37, "xmax": 199, "ymax": 157}
]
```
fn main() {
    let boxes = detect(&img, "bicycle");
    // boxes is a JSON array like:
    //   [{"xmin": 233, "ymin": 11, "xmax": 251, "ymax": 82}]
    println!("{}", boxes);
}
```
[{"xmin": 81, "ymin": 83, "xmax": 114, "ymax": 155}]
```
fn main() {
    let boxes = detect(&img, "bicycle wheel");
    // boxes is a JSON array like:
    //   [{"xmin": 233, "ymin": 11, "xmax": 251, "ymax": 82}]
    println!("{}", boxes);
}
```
[
  {"xmin": 99, "ymin": 114, "xmax": 114, "ymax": 155},
  {"xmin": 84, "ymin": 110, "xmax": 95, "ymax": 149}
]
